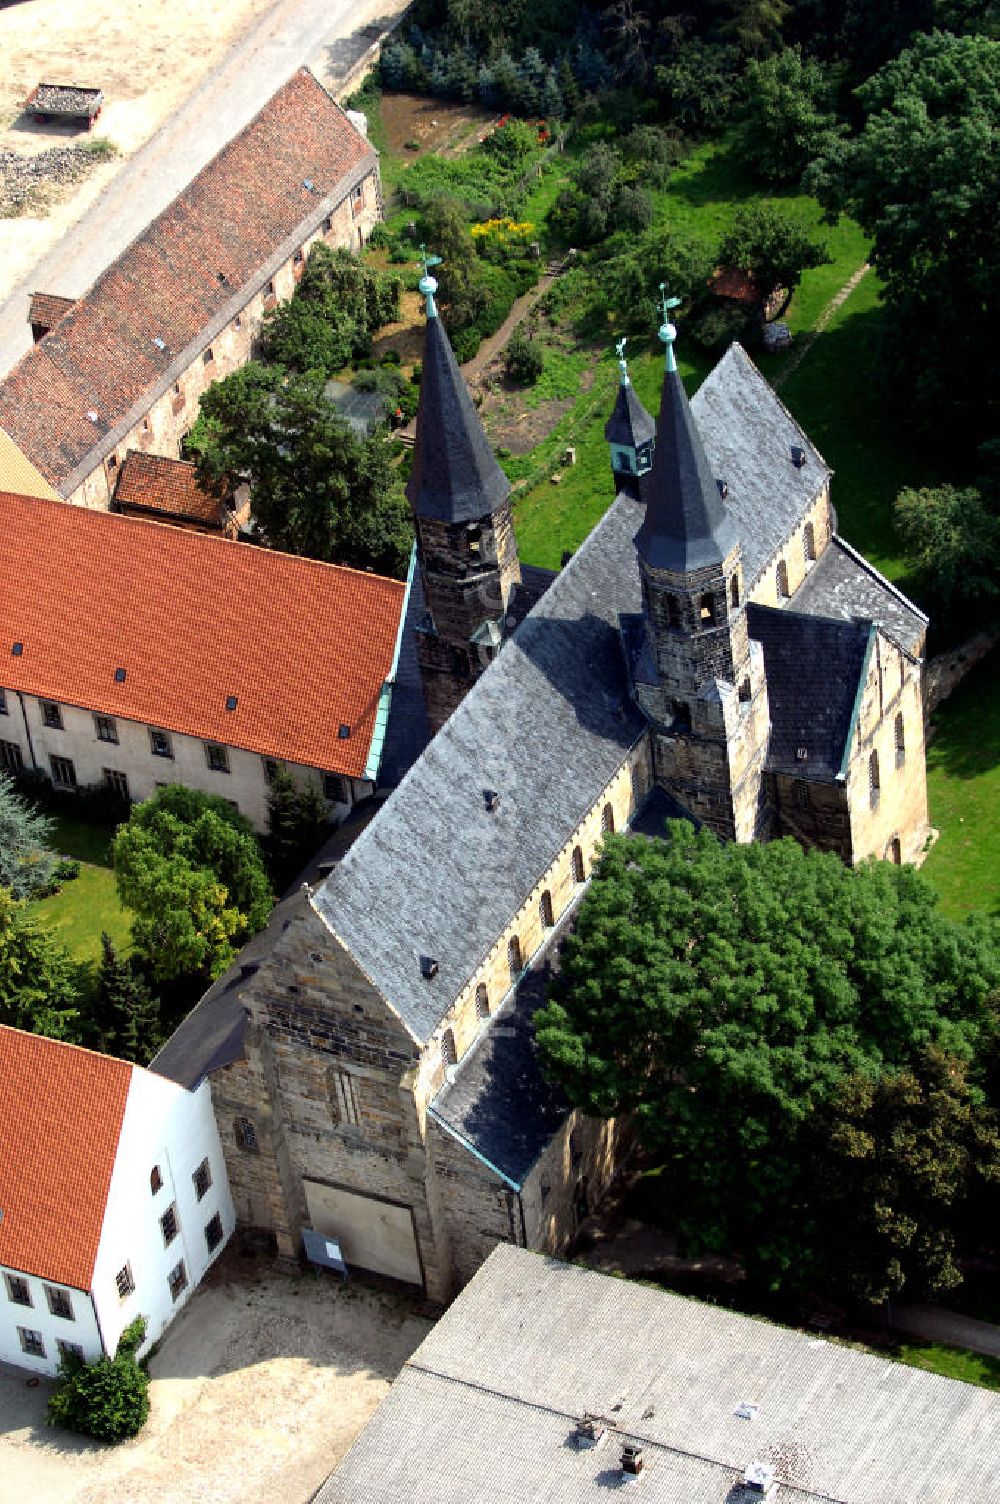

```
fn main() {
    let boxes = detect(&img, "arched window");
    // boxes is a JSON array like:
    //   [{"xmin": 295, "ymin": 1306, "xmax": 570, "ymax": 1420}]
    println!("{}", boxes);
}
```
[
  {"xmin": 441, "ymin": 1028, "xmax": 457, "ymax": 1069},
  {"xmin": 475, "ymin": 982, "xmax": 489, "ymax": 1019},
  {"xmin": 150, "ymin": 1166, "xmax": 163, "ymax": 1195},
  {"xmin": 234, "ymin": 1117, "xmax": 258, "ymax": 1154},
  {"xmin": 699, "ymin": 593, "xmax": 716, "ymax": 626},
  {"xmin": 539, "ymin": 890, "xmax": 554, "ymax": 928},
  {"xmin": 665, "ymin": 594, "xmax": 681, "ymax": 629},
  {"xmin": 804, "ymin": 522, "xmax": 816, "ymax": 563},
  {"xmin": 572, "ymin": 845, "xmax": 586, "ymax": 884},
  {"xmin": 730, "ymin": 574, "xmax": 740, "ymax": 609},
  {"xmin": 869, "ymin": 749, "xmax": 880, "ymax": 807},
  {"xmin": 776, "ymin": 560, "xmax": 789, "ymax": 599},
  {"xmin": 507, "ymin": 935, "xmax": 522, "ymax": 983},
  {"xmin": 738, "ymin": 677, "xmax": 751, "ymax": 703},
  {"xmin": 894, "ymin": 712, "xmax": 905, "ymax": 766},
  {"xmin": 671, "ymin": 700, "xmax": 692, "ymax": 731},
  {"xmin": 601, "ymin": 803, "xmax": 614, "ymax": 834},
  {"xmin": 890, "ymin": 836, "xmax": 902, "ymax": 865}
]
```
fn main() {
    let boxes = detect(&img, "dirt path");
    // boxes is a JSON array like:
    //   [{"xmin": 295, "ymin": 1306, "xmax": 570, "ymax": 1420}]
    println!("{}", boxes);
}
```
[{"xmin": 771, "ymin": 262, "xmax": 871, "ymax": 393}]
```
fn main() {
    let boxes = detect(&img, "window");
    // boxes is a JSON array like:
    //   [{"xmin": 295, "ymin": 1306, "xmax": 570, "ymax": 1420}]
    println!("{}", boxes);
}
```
[
  {"xmin": 57, "ymin": 1339, "xmax": 84, "ymax": 1363},
  {"xmin": 890, "ymin": 836, "xmax": 902, "ymax": 865},
  {"xmin": 149, "ymin": 727, "xmax": 173, "ymax": 759},
  {"xmin": 730, "ymin": 574, "xmax": 740, "ymax": 609},
  {"xmin": 804, "ymin": 522, "xmax": 816, "ymax": 564},
  {"xmin": 205, "ymin": 1214, "xmax": 224, "ymax": 1253},
  {"xmin": 45, "ymin": 1286, "xmax": 73, "ymax": 1320},
  {"xmin": 323, "ymin": 216, "xmax": 333, "ymax": 233},
  {"xmin": 539, "ymin": 890, "xmax": 554, "ymax": 928},
  {"xmin": 115, "ymin": 1264, "xmax": 135, "ymax": 1300},
  {"xmin": 94, "ymin": 714, "xmax": 118, "ymax": 743},
  {"xmin": 142, "ymin": 417, "xmax": 150, "ymax": 433},
  {"xmin": 18, "ymin": 1327, "xmax": 45, "ymax": 1358},
  {"xmin": 352, "ymin": 183, "xmax": 363, "ymax": 205},
  {"xmin": 103, "ymin": 769, "xmax": 129, "ymax": 800},
  {"xmin": 738, "ymin": 677, "xmax": 751, "ymax": 703},
  {"xmin": 192, "ymin": 1158, "xmax": 212, "ymax": 1201},
  {"xmin": 441, "ymin": 1028, "xmax": 457, "ymax": 1069},
  {"xmin": 5, "ymin": 1273, "xmax": 32, "ymax": 1307},
  {"xmin": 474, "ymin": 982, "xmax": 489, "ymax": 1019},
  {"xmin": 202, "ymin": 347, "xmax": 214, "ymax": 366},
  {"xmin": 894, "ymin": 712, "xmax": 905, "ymax": 767},
  {"xmin": 173, "ymin": 382, "xmax": 182, "ymax": 396},
  {"xmin": 107, "ymin": 452, "xmax": 119, "ymax": 471},
  {"xmin": 665, "ymin": 594, "xmax": 681, "ymax": 629},
  {"xmin": 329, "ymin": 1069, "xmax": 359, "ymax": 1126},
  {"xmin": 150, "ymin": 1165, "xmax": 163, "ymax": 1195},
  {"xmin": 601, "ymin": 803, "xmax": 614, "ymax": 834},
  {"xmin": 869, "ymin": 748, "xmax": 880, "ymax": 808},
  {"xmin": 41, "ymin": 701, "xmax": 63, "ymax": 729},
  {"xmin": 205, "ymin": 742, "xmax": 230, "ymax": 774},
  {"xmin": 167, "ymin": 1261, "xmax": 188, "ymax": 1303},
  {"xmin": 160, "ymin": 1203, "xmax": 179, "ymax": 1247},
  {"xmin": 324, "ymin": 772, "xmax": 347, "ymax": 803},
  {"xmin": 572, "ymin": 845, "xmax": 586, "ymax": 884},
  {"xmin": 699, "ymin": 593, "xmax": 716, "ymax": 625},
  {"xmin": 50, "ymin": 755, "xmax": 76, "ymax": 789},
  {"xmin": 507, "ymin": 935, "xmax": 522, "ymax": 984},
  {"xmin": 671, "ymin": 700, "xmax": 692, "ymax": 732},
  {"xmin": 233, "ymin": 313, "xmax": 243, "ymax": 330},
  {"xmin": 0, "ymin": 739, "xmax": 23, "ymax": 774},
  {"xmin": 235, "ymin": 1116, "xmax": 258, "ymax": 1153},
  {"xmin": 0, "ymin": 688, "xmax": 6, "ymax": 715},
  {"xmin": 293, "ymin": 248, "xmax": 304, "ymax": 265},
  {"xmin": 262, "ymin": 758, "xmax": 284, "ymax": 784},
  {"xmin": 776, "ymin": 560, "xmax": 790, "ymax": 599}
]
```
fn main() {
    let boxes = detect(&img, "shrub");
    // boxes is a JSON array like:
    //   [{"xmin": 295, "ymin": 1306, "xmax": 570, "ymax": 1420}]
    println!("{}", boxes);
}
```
[
  {"xmin": 52, "ymin": 857, "xmax": 82, "ymax": 883},
  {"xmin": 505, "ymin": 328, "xmax": 545, "ymax": 384},
  {"xmin": 366, "ymin": 222, "xmax": 393, "ymax": 250},
  {"xmin": 47, "ymin": 1317, "xmax": 150, "ymax": 1443},
  {"xmin": 380, "ymin": 348, "xmax": 401, "ymax": 366}
]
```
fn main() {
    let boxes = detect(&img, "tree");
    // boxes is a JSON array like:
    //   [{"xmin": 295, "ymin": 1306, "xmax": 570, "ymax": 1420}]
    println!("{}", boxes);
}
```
[
  {"xmin": 420, "ymin": 196, "xmax": 488, "ymax": 334},
  {"xmin": 90, "ymin": 933, "xmax": 161, "ymax": 1065},
  {"xmin": 48, "ymin": 1316, "xmax": 150, "ymax": 1442},
  {"xmin": 894, "ymin": 482, "xmax": 1000, "ymax": 630},
  {"xmin": 482, "ymin": 119, "xmax": 538, "ymax": 168},
  {"xmin": 505, "ymin": 327, "xmax": 545, "ymax": 384},
  {"xmin": 113, "ymin": 786, "xmax": 273, "ymax": 985},
  {"xmin": 536, "ymin": 822, "xmax": 1000, "ymax": 1291},
  {"xmin": 0, "ymin": 774, "xmax": 56, "ymax": 899},
  {"xmin": 739, "ymin": 47, "xmax": 844, "ymax": 186},
  {"xmin": 186, "ymin": 364, "xmax": 412, "ymax": 578},
  {"xmin": 260, "ymin": 245, "xmax": 401, "ymax": 379},
  {"xmin": 265, "ymin": 768, "xmax": 330, "ymax": 892},
  {"xmin": 716, "ymin": 204, "xmax": 829, "ymax": 319},
  {"xmin": 806, "ymin": 31, "xmax": 1000, "ymax": 439},
  {"xmin": 0, "ymin": 888, "xmax": 81, "ymax": 1040},
  {"xmin": 719, "ymin": 0, "xmax": 790, "ymax": 58}
]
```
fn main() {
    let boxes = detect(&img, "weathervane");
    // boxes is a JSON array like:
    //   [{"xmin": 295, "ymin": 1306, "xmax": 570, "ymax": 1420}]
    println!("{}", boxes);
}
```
[
  {"xmin": 615, "ymin": 336, "xmax": 630, "ymax": 386},
  {"xmin": 418, "ymin": 243, "xmax": 443, "ymax": 319},
  {"xmin": 658, "ymin": 283, "xmax": 682, "ymax": 374}
]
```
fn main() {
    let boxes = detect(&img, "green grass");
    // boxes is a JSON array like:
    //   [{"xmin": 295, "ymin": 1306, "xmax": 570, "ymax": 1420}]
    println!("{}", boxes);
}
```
[
  {"xmin": 921, "ymin": 646, "xmax": 1000, "ymax": 918},
  {"xmin": 896, "ymin": 1341, "xmax": 1000, "ymax": 1391},
  {"xmin": 28, "ymin": 813, "xmax": 132, "ymax": 964}
]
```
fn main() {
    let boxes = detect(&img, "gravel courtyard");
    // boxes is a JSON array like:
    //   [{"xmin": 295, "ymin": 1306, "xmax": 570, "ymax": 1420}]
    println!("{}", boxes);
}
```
[{"xmin": 0, "ymin": 1247, "xmax": 432, "ymax": 1504}]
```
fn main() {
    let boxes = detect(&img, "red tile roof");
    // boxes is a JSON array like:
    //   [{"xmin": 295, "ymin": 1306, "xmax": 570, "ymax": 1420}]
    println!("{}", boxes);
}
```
[
  {"xmin": 709, "ymin": 268, "xmax": 762, "ymax": 305},
  {"xmin": 0, "ymin": 69, "xmax": 375, "ymax": 492},
  {"xmin": 0, "ymin": 1027, "xmax": 131, "ymax": 1289},
  {"xmin": 0, "ymin": 490, "xmax": 406, "ymax": 776},
  {"xmin": 28, "ymin": 292, "xmax": 75, "ymax": 333},
  {"xmin": 114, "ymin": 451, "xmax": 225, "ymax": 527}
]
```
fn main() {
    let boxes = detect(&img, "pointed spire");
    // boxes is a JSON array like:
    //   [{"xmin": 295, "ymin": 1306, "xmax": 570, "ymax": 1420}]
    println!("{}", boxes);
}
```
[
  {"xmin": 406, "ymin": 256, "xmax": 511, "ymax": 525},
  {"xmin": 605, "ymin": 336, "xmax": 655, "ymax": 451},
  {"xmin": 635, "ymin": 296, "xmax": 739, "ymax": 573}
]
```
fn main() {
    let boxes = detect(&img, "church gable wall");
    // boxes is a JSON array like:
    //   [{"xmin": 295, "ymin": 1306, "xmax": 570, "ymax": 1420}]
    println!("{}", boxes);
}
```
[{"xmin": 845, "ymin": 634, "xmax": 929, "ymax": 865}]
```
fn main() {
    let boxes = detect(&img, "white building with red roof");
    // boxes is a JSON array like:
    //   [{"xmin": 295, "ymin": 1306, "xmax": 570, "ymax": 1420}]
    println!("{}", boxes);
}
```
[{"xmin": 0, "ymin": 1026, "xmax": 234, "ymax": 1375}]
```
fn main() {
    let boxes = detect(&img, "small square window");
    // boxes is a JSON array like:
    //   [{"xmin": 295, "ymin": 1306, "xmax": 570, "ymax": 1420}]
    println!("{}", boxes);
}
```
[
  {"xmin": 173, "ymin": 382, "xmax": 181, "ymax": 396},
  {"xmin": 160, "ymin": 1204, "xmax": 179, "ymax": 1247},
  {"xmin": 41, "ymin": 701, "xmax": 63, "ymax": 730},
  {"xmin": 116, "ymin": 1263, "xmax": 135, "ymax": 1300},
  {"xmin": 150, "ymin": 1164, "xmax": 163, "ymax": 1195},
  {"xmin": 12, "ymin": 642, "xmax": 23, "ymax": 656},
  {"xmin": 205, "ymin": 742, "xmax": 229, "ymax": 774},
  {"xmin": 202, "ymin": 347, "xmax": 214, "ymax": 366},
  {"xmin": 94, "ymin": 714, "xmax": 118, "ymax": 743},
  {"xmin": 45, "ymin": 1286, "xmax": 74, "ymax": 1321},
  {"xmin": 192, "ymin": 1158, "xmax": 212, "ymax": 1201},
  {"xmin": 262, "ymin": 758, "xmax": 283, "ymax": 784},
  {"xmin": 168, "ymin": 1260, "xmax": 188, "ymax": 1302},
  {"xmin": 324, "ymin": 773, "xmax": 347, "ymax": 803},
  {"xmin": 107, "ymin": 453, "xmax": 118, "ymax": 470},
  {"xmin": 351, "ymin": 184, "xmax": 363, "ymax": 204},
  {"xmin": 265, "ymin": 280, "xmax": 275, "ymax": 297},
  {"xmin": 322, "ymin": 216, "xmax": 333, "ymax": 233},
  {"xmin": 18, "ymin": 1327, "xmax": 45, "ymax": 1358},
  {"xmin": 150, "ymin": 728, "xmax": 173, "ymax": 759},
  {"xmin": 0, "ymin": 739, "xmax": 24, "ymax": 774},
  {"xmin": 104, "ymin": 768, "xmax": 129, "ymax": 800},
  {"xmin": 57, "ymin": 1339, "xmax": 84, "ymax": 1364},
  {"xmin": 0, "ymin": 689, "xmax": 7, "ymax": 715},
  {"xmin": 205, "ymin": 1213, "xmax": 224, "ymax": 1253},
  {"xmin": 233, "ymin": 314, "xmax": 243, "ymax": 330},
  {"xmin": 5, "ymin": 1273, "xmax": 32, "ymax": 1307},
  {"xmin": 50, "ymin": 754, "xmax": 76, "ymax": 789},
  {"xmin": 142, "ymin": 417, "xmax": 150, "ymax": 433}
]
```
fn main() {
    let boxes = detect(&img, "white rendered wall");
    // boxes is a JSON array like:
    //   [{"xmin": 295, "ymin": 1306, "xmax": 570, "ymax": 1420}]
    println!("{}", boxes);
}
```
[
  {"xmin": 0, "ymin": 1262, "xmax": 102, "ymax": 1376},
  {"xmin": 91, "ymin": 1072, "xmax": 235, "ymax": 1359}
]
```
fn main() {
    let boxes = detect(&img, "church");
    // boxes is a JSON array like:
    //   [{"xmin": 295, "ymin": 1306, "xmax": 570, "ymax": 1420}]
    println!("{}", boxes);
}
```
[{"xmin": 154, "ymin": 270, "xmax": 930, "ymax": 1302}]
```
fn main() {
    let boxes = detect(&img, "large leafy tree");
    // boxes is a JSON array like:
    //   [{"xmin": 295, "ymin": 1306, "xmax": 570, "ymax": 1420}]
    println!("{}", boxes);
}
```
[
  {"xmin": 0, "ymin": 888, "xmax": 81, "ymax": 1040},
  {"xmin": 113, "ymin": 786, "xmax": 273, "ymax": 985},
  {"xmin": 806, "ymin": 31, "xmax": 1000, "ymax": 439},
  {"xmin": 716, "ymin": 204, "xmax": 829, "ymax": 317},
  {"xmin": 536, "ymin": 822, "xmax": 1000, "ymax": 1292},
  {"xmin": 260, "ymin": 244, "xmax": 401, "ymax": 379},
  {"xmin": 738, "ymin": 47, "xmax": 844, "ymax": 185},
  {"xmin": 0, "ymin": 773, "xmax": 56, "ymax": 899},
  {"xmin": 186, "ymin": 364, "xmax": 412, "ymax": 578},
  {"xmin": 894, "ymin": 480, "xmax": 1000, "ymax": 630}
]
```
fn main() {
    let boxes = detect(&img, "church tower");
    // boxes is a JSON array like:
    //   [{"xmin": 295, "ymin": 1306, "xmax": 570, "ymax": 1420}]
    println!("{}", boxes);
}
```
[
  {"xmin": 626, "ymin": 298, "xmax": 771, "ymax": 842},
  {"xmin": 406, "ymin": 259, "xmax": 522, "ymax": 734}
]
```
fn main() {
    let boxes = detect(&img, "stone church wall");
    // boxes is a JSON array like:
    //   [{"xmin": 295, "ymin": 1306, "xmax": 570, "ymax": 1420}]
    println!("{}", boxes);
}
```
[
  {"xmin": 769, "ymin": 772, "xmax": 853, "ymax": 860},
  {"xmin": 846, "ymin": 634, "xmax": 929, "ymax": 864},
  {"xmin": 519, "ymin": 1112, "xmax": 623, "ymax": 1259},
  {"xmin": 747, "ymin": 483, "xmax": 833, "ymax": 607}
]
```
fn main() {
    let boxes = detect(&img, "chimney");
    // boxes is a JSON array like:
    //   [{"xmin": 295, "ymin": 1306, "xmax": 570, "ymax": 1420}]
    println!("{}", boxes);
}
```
[
  {"xmin": 620, "ymin": 1443, "xmax": 644, "ymax": 1477},
  {"xmin": 744, "ymin": 1461, "xmax": 778, "ymax": 1500}
]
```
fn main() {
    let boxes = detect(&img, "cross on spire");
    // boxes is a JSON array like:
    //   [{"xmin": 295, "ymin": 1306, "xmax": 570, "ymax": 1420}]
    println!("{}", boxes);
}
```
[{"xmin": 615, "ymin": 337, "xmax": 630, "ymax": 386}]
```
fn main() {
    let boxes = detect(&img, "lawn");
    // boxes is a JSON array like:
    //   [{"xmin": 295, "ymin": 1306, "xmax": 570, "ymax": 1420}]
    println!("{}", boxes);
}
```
[
  {"xmin": 896, "ymin": 1341, "xmax": 1000, "ymax": 1392},
  {"xmin": 28, "ymin": 812, "xmax": 132, "ymax": 964},
  {"xmin": 921, "ymin": 646, "xmax": 1000, "ymax": 918}
]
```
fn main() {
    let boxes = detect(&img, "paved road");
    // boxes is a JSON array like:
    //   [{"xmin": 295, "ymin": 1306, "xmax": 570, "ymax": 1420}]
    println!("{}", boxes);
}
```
[
  {"xmin": 0, "ymin": 0, "xmax": 409, "ymax": 377},
  {"xmin": 892, "ymin": 1303, "xmax": 1000, "ymax": 1360}
]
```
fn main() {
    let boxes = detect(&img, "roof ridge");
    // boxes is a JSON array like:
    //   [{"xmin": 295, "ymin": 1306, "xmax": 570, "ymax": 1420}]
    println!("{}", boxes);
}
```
[{"xmin": 830, "ymin": 533, "xmax": 929, "ymax": 626}]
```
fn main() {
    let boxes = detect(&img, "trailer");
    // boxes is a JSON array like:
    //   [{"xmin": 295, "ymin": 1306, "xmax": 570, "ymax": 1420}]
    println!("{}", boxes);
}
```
[{"xmin": 24, "ymin": 83, "xmax": 104, "ymax": 130}]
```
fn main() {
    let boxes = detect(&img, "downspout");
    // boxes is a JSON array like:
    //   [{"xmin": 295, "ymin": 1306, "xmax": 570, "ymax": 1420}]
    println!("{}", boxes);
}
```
[
  {"xmin": 15, "ymin": 691, "xmax": 38, "ymax": 770},
  {"xmin": 89, "ymin": 1288, "xmax": 110, "ymax": 1358}
]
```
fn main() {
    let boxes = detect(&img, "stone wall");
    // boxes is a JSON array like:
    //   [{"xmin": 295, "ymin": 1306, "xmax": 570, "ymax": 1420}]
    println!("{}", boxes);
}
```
[
  {"xmin": 520, "ymin": 1111, "xmax": 623, "ymax": 1258},
  {"xmin": 770, "ymin": 771, "xmax": 852, "ymax": 859},
  {"xmin": 747, "ymin": 484, "xmax": 833, "ymax": 607},
  {"xmin": 845, "ymin": 632, "xmax": 929, "ymax": 864}
]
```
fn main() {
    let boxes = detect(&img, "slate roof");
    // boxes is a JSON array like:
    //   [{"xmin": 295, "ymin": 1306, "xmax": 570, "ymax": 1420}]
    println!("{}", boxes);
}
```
[
  {"xmin": 604, "ymin": 377, "xmax": 655, "ymax": 448},
  {"xmin": 311, "ymin": 491, "xmax": 647, "ymax": 1044},
  {"xmin": 0, "ymin": 426, "xmax": 58, "ymax": 500},
  {"xmin": 791, "ymin": 535, "xmax": 928, "ymax": 656},
  {"xmin": 691, "ymin": 343, "xmax": 829, "ymax": 586},
  {"xmin": 0, "ymin": 1027, "xmax": 131, "ymax": 1289},
  {"xmin": 636, "ymin": 364, "xmax": 740, "ymax": 573},
  {"xmin": 318, "ymin": 1244, "xmax": 1000, "ymax": 1504},
  {"xmin": 0, "ymin": 489, "xmax": 406, "ymax": 777},
  {"xmin": 405, "ymin": 313, "xmax": 511, "ymax": 524},
  {"xmin": 747, "ymin": 602, "xmax": 874, "ymax": 779},
  {"xmin": 504, "ymin": 562, "xmax": 557, "ymax": 634},
  {"xmin": 0, "ymin": 70, "xmax": 375, "ymax": 494},
  {"xmin": 114, "ymin": 451, "xmax": 225, "ymax": 528}
]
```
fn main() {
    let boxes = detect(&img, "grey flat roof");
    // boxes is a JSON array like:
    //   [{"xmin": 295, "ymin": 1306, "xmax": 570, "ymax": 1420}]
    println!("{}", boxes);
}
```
[
  {"xmin": 318, "ymin": 1245, "xmax": 1000, "ymax": 1504},
  {"xmin": 791, "ymin": 536, "xmax": 928, "ymax": 656}
]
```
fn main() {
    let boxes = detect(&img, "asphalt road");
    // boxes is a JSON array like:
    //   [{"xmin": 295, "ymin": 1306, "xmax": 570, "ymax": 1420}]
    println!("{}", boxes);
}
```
[{"xmin": 0, "ymin": 0, "xmax": 409, "ymax": 377}]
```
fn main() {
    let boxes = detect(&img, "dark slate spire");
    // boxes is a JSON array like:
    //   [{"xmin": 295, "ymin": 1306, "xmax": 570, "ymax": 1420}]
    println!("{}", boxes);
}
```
[
  {"xmin": 635, "ymin": 299, "xmax": 738, "ymax": 573},
  {"xmin": 604, "ymin": 339, "xmax": 655, "ymax": 449},
  {"xmin": 405, "ymin": 262, "xmax": 510, "ymax": 525}
]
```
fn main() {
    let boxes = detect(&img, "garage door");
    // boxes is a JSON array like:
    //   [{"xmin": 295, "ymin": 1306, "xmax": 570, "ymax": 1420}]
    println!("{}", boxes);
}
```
[{"xmin": 303, "ymin": 1180, "xmax": 422, "ymax": 1286}]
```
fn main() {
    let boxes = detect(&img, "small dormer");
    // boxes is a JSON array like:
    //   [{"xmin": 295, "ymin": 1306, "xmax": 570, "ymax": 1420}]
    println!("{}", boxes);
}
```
[{"xmin": 605, "ymin": 338, "xmax": 655, "ymax": 497}]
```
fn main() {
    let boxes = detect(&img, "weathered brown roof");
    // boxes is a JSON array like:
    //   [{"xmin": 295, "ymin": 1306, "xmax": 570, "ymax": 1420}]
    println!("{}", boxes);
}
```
[
  {"xmin": 0, "ymin": 69, "xmax": 375, "ymax": 493},
  {"xmin": 709, "ymin": 267, "xmax": 762, "ymax": 305},
  {"xmin": 114, "ymin": 451, "xmax": 225, "ymax": 527},
  {"xmin": 27, "ymin": 292, "xmax": 76, "ymax": 333}
]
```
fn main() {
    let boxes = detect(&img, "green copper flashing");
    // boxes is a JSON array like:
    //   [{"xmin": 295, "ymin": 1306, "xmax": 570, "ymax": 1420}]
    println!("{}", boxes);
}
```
[
  {"xmin": 615, "ymin": 336, "xmax": 630, "ymax": 386},
  {"xmin": 418, "ymin": 243, "xmax": 442, "ymax": 319},
  {"xmin": 658, "ymin": 284, "xmax": 682, "ymax": 375}
]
